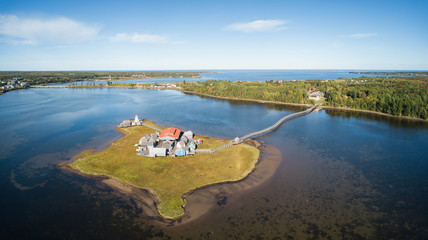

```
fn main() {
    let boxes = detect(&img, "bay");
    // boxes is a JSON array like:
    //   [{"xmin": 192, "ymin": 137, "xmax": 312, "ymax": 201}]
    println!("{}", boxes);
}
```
[
  {"xmin": 0, "ymin": 77, "xmax": 427, "ymax": 239},
  {"xmin": 66, "ymin": 69, "xmax": 407, "ymax": 86}
]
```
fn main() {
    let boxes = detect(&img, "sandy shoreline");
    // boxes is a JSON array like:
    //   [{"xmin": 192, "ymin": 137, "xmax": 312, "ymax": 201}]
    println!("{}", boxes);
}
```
[
  {"xmin": 59, "ymin": 139, "xmax": 281, "ymax": 226},
  {"xmin": 175, "ymin": 142, "xmax": 282, "ymax": 226}
]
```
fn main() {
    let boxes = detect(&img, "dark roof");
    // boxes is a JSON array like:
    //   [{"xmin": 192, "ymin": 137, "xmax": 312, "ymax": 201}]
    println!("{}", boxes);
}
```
[{"xmin": 162, "ymin": 141, "xmax": 173, "ymax": 147}]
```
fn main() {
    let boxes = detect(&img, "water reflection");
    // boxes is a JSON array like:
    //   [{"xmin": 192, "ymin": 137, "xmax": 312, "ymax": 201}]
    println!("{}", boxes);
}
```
[
  {"xmin": 324, "ymin": 109, "xmax": 428, "ymax": 129},
  {"xmin": 0, "ymin": 87, "xmax": 427, "ymax": 239}
]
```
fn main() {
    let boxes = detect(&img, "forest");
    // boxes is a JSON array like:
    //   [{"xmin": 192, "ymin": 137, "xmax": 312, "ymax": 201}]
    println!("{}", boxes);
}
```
[
  {"xmin": 180, "ymin": 77, "xmax": 428, "ymax": 119},
  {"xmin": 349, "ymin": 71, "xmax": 428, "ymax": 77},
  {"xmin": 0, "ymin": 71, "xmax": 202, "ymax": 85}
]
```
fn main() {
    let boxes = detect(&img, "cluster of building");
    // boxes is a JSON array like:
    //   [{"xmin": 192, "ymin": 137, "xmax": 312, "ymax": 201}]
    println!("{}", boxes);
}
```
[
  {"xmin": 148, "ymin": 83, "xmax": 181, "ymax": 89},
  {"xmin": 118, "ymin": 115, "xmax": 145, "ymax": 127},
  {"xmin": 0, "ymin": 79, "xmax": 29, "ymax": 93},
  {"xmin": 136, "ymin": 127, "xmax": 202, "ymax": 157},
  {"xmin": 119, "ymin": 115, "xmax": 202, "ymax": 157}
]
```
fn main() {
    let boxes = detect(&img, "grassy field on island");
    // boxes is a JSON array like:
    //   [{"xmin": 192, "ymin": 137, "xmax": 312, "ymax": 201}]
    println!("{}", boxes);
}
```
[{"xmin": 69, "ymin": 121, "xmax": 259, "ymax": 219}]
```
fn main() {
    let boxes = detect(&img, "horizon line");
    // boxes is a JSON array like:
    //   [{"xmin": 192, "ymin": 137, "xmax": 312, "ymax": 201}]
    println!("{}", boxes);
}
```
[{"xmin": 1, "ymin": 68, "xmax": 427, "ymax": 72}]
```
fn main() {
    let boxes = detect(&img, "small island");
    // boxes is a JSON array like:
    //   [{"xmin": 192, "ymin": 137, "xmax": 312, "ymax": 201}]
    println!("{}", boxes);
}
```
[{"xmin": 68, "ymin": 117, "xmax": 260, "ymax": 219}]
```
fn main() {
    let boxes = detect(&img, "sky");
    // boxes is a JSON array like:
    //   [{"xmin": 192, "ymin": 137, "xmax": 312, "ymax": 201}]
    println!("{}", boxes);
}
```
[{"xmin": 0, "ymin": 0, "xmax": 427, "ymax": 70}]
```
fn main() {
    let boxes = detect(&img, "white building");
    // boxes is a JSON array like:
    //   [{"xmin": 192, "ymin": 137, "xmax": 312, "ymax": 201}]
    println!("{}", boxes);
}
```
[
  {"xmin": 149, "ymin": 147, "xmax": 167, "ymax": 157},
  {"xmin": 308, "ymin": 91, "xmax": 325, "ymax": 100}
]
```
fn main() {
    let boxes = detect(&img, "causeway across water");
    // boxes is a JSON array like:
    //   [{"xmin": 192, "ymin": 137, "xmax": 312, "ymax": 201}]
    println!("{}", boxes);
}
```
[{"xmin": 196, "ymin": 104, "xmax": 319, "ymax": 153}]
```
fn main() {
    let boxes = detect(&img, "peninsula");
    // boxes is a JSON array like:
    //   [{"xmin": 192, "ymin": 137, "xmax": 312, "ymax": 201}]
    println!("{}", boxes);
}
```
[
  {"xmin": 179, "ymin": 77, "xmax": 427, "ymax": 120},
  {"xmin": 0, "ymin": 71, "xmax": 203, "ymax": 94},
  {"xmin": 68, "ymin": 119, "xmax": 260, "ymax": 219},
  {"xmin": 68, "ymin": 75, "xmax": 428, "ymax": 120}
]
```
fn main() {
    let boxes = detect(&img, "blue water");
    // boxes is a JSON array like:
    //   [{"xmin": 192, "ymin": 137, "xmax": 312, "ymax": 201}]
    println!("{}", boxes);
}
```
[
  {"xmin": 0, "ymin": 79, "xmax": 427, "ymax": 239},
  {"xmin": 63, "ymin": 69, "xmax": 407, "ymax": 86},
  {"xmin": 200, "ymin": 69, "xmax": 395, "ymax": 81}
]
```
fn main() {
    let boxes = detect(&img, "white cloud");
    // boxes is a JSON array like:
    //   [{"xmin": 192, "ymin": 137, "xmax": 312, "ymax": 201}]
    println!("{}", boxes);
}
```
[
  {"xmin": 346, "ymin": 33, "xmax": 378, "ymax": 39},
  {"xmin": 224, "ymin": 19, "xmax": 287, "ymax": 33},
  {"xmin": 331, "ymin": 42, "xmax": 344, "ymax": 48},
  {"xmin": 109, "ymin": 33, "xmax": 176, "ymax": 44},
  {"xmin": 0, "ymin": 15, "xmax": 99, "ymax": 45}
]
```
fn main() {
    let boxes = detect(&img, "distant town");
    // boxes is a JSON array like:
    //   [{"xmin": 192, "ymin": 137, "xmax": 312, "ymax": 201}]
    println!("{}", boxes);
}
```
[
  {"xmin": 0, "ymin": 78, "xmax": 29, "ymax": 94},
  {"xmin": 0, "ymin": 71, "xmax": 203, "ymax": 94},
  {"xmin": 349, "ymin": 71, "xmax": 428, "ymax": 77},
  {"xmin": 1, "ymin": 71, "xmax": 426, "ymax": 120}
]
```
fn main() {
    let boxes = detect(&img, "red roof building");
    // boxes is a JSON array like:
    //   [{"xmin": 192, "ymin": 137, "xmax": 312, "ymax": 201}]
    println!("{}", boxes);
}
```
[{"xmin": 159, "ymin": 127, "xmax": 181, "ymax": 141}]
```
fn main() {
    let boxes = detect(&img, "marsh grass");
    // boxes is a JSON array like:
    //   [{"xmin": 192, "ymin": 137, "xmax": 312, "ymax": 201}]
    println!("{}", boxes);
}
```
[{"xmin": 70, "ymin": 121, "xmax": 259, "ymax": 219}]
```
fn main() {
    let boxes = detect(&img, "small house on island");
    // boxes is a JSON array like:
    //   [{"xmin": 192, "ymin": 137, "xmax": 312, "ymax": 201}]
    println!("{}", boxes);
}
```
[
  {"xmin": 123, "ymin": 116, "xmax": 202, "ymax": 158},
  {"xmin": 159, "ymin": 127, "xmax": 182, "ymax": 141},
  {"xmin": 187, "ymin": 142, "xmax": 196, "ymax": 151},
  {"xmin": 183, "ymin": 130, "xmax": 193, "ymax": 139},
  {"xmin": 150, "ymin": 147, "xmax": 167, "ymax": 157},
  {"xmin": 162, "ymin": 140, "xmax": 174, "ymax": 150},
  {"xmin": 119, "ymin": 114, "xmax": 144, "ymax": 127},
  {"xmin": 175, "ymin": 148, "xmax": 186, "ymax": 157}
]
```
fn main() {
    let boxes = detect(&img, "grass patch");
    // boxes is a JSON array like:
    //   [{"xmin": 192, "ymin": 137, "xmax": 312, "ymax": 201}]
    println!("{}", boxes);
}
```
[{"xmin": 69, "ymin": 121, "xmax": 259, "ymax": 219}]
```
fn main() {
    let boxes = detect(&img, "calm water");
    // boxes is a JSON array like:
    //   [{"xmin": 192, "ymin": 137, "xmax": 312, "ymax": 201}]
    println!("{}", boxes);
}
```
[
  {"xmin": 200, "ymin": 69, "xmax": 406, "ymax": 81},
  {"xmin": 0, "ymin": 86, "xmax": 427, "ymax": 239},
  {"xmin": 66, "ymin": 69, "xmax": 406, "ymax": 86}
]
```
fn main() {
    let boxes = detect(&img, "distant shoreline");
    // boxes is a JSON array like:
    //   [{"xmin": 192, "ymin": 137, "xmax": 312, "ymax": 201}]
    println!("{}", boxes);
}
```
[
  {"xmin": 179, "ymin": 90, "xmax": 428, "ymax": 122},
  {"xmin": 65, "ymin": 84, "xmax": 428, "ymax": 122},
  {"xmin": 349, "ymin": 71, "xmax": 428, "ymax": 76},
  {"xmin": 180, "ymin": 90, "xmax": 312, "ymax": 107},
  {"xmin": 83, "ymin": 75, "xmax": 203, "ymax": 81}
]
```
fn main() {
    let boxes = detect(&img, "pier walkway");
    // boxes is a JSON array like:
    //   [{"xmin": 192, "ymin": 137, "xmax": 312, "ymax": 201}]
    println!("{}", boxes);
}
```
[
  {"xmin": 141, "ymin": 122, "xmax": 163, "ymax": 132},
  {"xmin": 196, "ymin": 104, "xmax": 319, "ymax": 154},
  {"xmin": 239, "ymin": 104, "xmax": 318, "ymax": 141}
]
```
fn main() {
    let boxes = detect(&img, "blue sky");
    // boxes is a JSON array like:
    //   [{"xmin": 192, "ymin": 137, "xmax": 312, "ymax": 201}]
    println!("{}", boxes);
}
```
[{"xmin": 1, "ymin": 0, "xmax": 427, "ymax": 70}]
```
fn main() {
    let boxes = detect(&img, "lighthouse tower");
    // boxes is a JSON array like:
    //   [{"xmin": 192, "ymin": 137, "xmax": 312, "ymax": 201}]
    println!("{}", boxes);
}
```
[{"xmin": 134, "ymin": 114, "xmax": 139, "ymax": 124}]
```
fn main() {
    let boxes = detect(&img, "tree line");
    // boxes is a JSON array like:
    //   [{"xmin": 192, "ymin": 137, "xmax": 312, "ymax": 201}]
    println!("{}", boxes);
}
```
[
  {"xmin": 0, "ymin": 71, "xmax": 202, "ymax": 86},
  {"xmin": 180, "ymin": 77, "xmax": 427, "ymax": 119}
]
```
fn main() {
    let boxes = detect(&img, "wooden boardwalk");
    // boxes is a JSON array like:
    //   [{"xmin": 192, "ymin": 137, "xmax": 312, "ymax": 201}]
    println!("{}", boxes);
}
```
[
  {"xmin": 196, "ymin": 104, "xmax": 319, "ymax": 154},
  {"xmin": 239, "ymin": 104, "xmax": 317, "ymax": 141}
]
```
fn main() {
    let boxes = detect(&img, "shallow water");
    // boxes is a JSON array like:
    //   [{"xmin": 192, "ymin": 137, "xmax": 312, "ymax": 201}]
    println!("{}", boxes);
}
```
[{"xmin": 0, "ymin": 86, "xmax": 427, "ymax": 239}]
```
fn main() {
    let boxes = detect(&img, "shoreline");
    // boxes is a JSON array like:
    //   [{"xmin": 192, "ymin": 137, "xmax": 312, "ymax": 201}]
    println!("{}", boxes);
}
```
[
  {"xmin": 175, "ymin": 141, "xmax": 282, "ymax": 226},
  {"xmin": 320, "ymin": 106, "xmax": 428, "ymax": 122},
  {"xmin": 180, "ymin": 90, "xmax": 313, "ymax": 108},
  {"xmin": 84, "ymin": 75, "xmax": 203, "ymax": 82},
  {"xmin": 66, "ymin": 84, "xmax": 426, "ymax": 122},
  {"xmin": 61, "ymin": 123, "xmax": 263, "ymax": 222},
  {"xmin": 179, "ymin": 90, "xmax": 427, "ymax": 122},
  {"xmin": 59, "ymin": 138, "xmax": 274, "ymax": 225}
]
